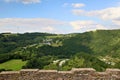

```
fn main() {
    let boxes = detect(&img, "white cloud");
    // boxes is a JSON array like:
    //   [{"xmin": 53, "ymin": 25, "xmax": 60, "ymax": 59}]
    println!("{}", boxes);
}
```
[
  {"xmin": 72, "ymin": 9, "xmax": 85, "ymax": 15},
  {"xmin": 72, "ymin": 7, "xmax": 120, "ymax": 20},
  {"xmin": 62, "ymin": 3, "xmax": 69, "ymax": 7},
  {"xmin": 70, "ymin": 20, "xmax": 94, "ymax": 30},
  {"xmin": 0, "ymin": 18, "xmax": 66, "ymax": 27},
  {"xmin": 0, "ymin": 18, "xmax": 67, "ymax": 33},
  {"xmin": 72, "ymin": 6, "xmax": 120, "ymax": 29},
  {"xmin": 87, "ymin": 7, "xmax": 120, "ymax": 20},
  {"xmin": 72, "ymin": 3, "xmax": 85, "ymax": 8},
  {"xmin": 42, "ymin": 26, "xmax": 54, "ymax": 31},
  {"xmin": 0, "ymin": 18, "xmax": 118, "ymax": 33},
  {"xmin": 63, "ymin": 3, "xmax": 85, "ymax": 8},
  {"xmin": 112, "ymin": 19, "xmax": 120, "ymax": 26},
  {"xmin": 70, "ymin": 20, "xmax": 106, "ymax": 31},
  {"xmin": 4, "ymin": 0, "xmax": 41, "ymax": 4}
]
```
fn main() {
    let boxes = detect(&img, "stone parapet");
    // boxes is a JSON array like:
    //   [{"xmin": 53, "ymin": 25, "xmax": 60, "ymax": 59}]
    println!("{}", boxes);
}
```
[{"xmin": 0, "ymin": 68, "xmax": 120, "ymax": 80}]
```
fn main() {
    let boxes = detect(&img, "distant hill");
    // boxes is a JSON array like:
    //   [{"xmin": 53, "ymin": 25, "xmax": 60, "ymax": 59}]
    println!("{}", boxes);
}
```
[{"xmin": 0, "ymin": 29, "xmax": 120, "ymax": 71}]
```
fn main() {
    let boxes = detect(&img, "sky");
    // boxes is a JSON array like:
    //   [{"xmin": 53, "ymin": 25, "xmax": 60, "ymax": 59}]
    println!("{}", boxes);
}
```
[{"xmin": 0, "ymin": 0, "xmax": 120, "ymax": 34}]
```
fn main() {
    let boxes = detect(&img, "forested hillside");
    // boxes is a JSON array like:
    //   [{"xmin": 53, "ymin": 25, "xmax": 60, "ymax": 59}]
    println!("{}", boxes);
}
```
[{"xmin": 0, "ymin": 29, "xmax": 120, "ymax": 71}]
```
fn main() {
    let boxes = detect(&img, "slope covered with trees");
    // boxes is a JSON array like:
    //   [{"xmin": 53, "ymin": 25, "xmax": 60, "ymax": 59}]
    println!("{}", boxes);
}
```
[{"xmin": 0, "ymin": 29, "xmax": 120, "ymax": 71}]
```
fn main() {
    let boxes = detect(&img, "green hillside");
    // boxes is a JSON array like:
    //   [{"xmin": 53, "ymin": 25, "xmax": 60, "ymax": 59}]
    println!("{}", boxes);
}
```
[{"xmin": 0, "ymin": 29, "xmax": 120, "ymax": 71}]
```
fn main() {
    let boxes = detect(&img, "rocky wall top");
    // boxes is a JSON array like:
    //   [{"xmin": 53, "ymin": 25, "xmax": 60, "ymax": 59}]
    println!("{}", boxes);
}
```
[{"xmin": 0, "ymin": 68, "xmax": 120, "ymax": 80}]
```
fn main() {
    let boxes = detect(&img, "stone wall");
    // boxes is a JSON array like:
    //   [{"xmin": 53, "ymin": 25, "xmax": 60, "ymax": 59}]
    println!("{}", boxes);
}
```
[{"xmin": 0, "ymin": 68, "xmax": 120, "ymax": 80}]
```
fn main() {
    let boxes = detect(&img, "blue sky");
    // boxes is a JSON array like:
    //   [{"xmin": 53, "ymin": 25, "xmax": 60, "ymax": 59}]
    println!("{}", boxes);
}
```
[{"xmin": 0, "ymin": 0, "xmax": 120, "ymax": 33}]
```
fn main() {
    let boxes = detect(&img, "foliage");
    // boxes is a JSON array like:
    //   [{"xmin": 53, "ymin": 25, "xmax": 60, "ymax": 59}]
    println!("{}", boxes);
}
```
[{"xmin": 0, "ymin": 30, "xmax": 120, "ymax": 71}]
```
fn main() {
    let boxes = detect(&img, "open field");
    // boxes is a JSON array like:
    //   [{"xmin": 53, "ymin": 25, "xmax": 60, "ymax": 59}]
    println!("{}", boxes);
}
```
[{"xmin": 0, "ymin": 59, "xmax": 27, "ymax": 71}]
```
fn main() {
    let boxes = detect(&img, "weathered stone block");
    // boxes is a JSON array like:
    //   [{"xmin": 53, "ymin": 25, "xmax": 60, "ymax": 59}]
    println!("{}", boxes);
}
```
[
  {"xmin": 58, "ymin": 71, "xmax": 73, "ymax": 80},
  {"xmin": 106, "ymin": 69, "xmax": 120, "ymax": 80},
  {"xmin": 19, "ymin": 69, "xmax": 39, "ymax": 80},
  {"xmin": 72, "ymin": 68, "xmax": 96, "ymax": 80},
  {"xmin": 0, "ymin": 71, "xmax": 19, "ymax": 80},
  {"xmin": 37, "ymin": 70, "xmax": 58, "ymax": 80}
]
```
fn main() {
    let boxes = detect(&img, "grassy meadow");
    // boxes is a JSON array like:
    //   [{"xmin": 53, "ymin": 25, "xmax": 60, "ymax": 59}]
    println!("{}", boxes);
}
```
[{"xmin": 0, "ymin": 59, "xmax": 27, "ymax": 71}]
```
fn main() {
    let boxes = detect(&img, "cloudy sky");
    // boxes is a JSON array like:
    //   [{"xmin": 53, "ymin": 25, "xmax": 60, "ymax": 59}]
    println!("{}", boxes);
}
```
[{"xmin": 0, "ymin": 0, "xmax": 120, "ymax": 34}]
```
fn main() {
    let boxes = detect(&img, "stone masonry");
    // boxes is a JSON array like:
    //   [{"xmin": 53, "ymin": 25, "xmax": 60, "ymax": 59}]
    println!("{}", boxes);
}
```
[{"xmin": 0, "ymin": 68, "xmax": 120, "ymax": 80}]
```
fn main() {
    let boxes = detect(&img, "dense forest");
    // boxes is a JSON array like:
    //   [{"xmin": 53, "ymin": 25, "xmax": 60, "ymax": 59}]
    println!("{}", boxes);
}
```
[{"xmin": 0, "ymin": 29, "xmax": 120, "ymax": 71}]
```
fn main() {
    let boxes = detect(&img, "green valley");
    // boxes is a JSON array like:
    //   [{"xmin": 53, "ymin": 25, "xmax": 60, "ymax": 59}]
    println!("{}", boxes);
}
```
[{"xmin": 0, "ymin": 29, "xmax": 120, "ymax": 71}]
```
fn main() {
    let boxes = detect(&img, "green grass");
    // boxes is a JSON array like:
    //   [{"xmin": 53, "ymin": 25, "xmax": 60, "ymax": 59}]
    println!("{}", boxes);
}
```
[{"xmin": 0, "ymin": 59, "xmax": 27, "ymax": 71}]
